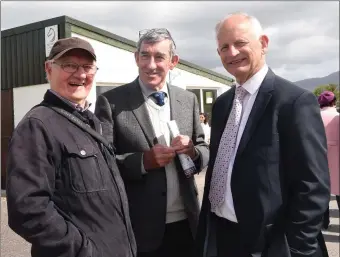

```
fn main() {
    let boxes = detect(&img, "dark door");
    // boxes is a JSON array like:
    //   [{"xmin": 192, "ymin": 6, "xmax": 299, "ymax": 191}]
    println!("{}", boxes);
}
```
[
  {"xmin": 187, "ymin": 89, "xmax": 202, "ymax": 112},
  {"xmin": 202, "ymin": 89, "xmax": 217, "ymax": 125},
  {"xmin": 1, "ymin": 89, "xmax": 14, "ymax": 189}
]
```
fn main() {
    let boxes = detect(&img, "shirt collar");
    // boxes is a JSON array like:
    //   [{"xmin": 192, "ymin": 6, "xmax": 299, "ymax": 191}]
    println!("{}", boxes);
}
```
[
  {"xmin": 138, "ymin": 77, "xmax": 169, "ymax": 98},
  {"xmin": 235, "ymin": 64, "xmax": 269, "ymax": 95},
  {"xmin": 49, "ymin": 89, "xmax": 91, "ymax": 112},
  {"xmin": 321, "ymin": 106, "xmax": 338, "ymax": 112}
]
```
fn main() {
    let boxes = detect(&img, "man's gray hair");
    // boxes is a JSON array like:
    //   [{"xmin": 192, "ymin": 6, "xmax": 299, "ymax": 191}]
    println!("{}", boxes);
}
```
[
  {"xmin": 136, "ymin": 28, "xmax": 177, "ymax": 57},
  {"xmin": 215, "ymin": 12, "xmax": 264, "ymax": 39}
]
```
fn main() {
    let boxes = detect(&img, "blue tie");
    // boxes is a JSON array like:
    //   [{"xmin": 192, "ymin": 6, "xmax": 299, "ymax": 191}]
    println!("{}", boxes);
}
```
[{"xmin": 152, "ymin": 92, "xmax": 166, "ymax": 106}]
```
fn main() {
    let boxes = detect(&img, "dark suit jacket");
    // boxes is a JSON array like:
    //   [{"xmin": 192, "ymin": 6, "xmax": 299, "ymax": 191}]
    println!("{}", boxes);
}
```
[
  {"xmin": 195, "ymin": 69, "xmax": 330, "ymax": 257},
  {"xmin": 95, "ymin": 78, "xmax": 209, "ymax": 252}
]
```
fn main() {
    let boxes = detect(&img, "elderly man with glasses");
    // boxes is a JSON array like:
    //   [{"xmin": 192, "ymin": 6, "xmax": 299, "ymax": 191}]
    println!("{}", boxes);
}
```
[
  {"xmin": 95, "ymin": 28, "xmax": 209, "ymax": 257},
  {"xmin": 6, "ymin": 37, "xmax": 137, "ymax": 257}
]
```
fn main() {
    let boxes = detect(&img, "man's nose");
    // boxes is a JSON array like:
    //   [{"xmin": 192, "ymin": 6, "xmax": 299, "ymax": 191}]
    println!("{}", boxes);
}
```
[
  {"xmin": 227, "ymin": 45, "xmax": 240, "ymax": 57},
  {"xmin": 73, "ymin": 66, "xmax": 87, "ymax": 79},
  {"xmin": 146, "ymin": 57, "xmax": 157, "ymax": 69}
]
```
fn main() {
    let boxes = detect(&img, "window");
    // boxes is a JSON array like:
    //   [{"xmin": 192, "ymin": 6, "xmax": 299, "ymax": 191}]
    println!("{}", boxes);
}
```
[
  {"xmin": 186, "ymin": 88, "xmax": 218, "ymax": 124},
  {"xmin": 96, "ymin": 82, "xmax": 123, "ymax": 96}
]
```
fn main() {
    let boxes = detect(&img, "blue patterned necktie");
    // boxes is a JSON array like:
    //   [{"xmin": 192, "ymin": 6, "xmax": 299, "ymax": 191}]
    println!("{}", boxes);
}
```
[{"xmin": 152, "ymin": 92, "xmax": 166, "ymax": 106}]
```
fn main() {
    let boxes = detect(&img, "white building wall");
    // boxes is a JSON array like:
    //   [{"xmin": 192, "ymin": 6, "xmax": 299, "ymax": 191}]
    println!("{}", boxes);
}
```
[
  {"xmin": 168, "ymin": 68, "xmax": 227, "ymax": 90},
  {"xmin": 72, "ymin": 33, "xmax": 231, "ymax": 93},
  {"xmin": 72, "ymin": 33, "xmax": 139, "ymax": 84},
  {"xmin": 13, "ymin": 34, "xmax": 231, "ymax": 128},
  {"xmin": 13, "ymin": 81, "xmax": 97, "ymax": 127},
  {"xmin": 12, "ymin": 34, "xmax": 231, "ymax": 127},
  {"xmin": 13, "ymin": 84, "xmax": 50, "ymax": 127}
]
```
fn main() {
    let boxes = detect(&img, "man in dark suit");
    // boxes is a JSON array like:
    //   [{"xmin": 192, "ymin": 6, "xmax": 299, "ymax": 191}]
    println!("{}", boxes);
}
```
[
  {"xmin": 195, "ymin": 12, "xmax": 330, "ymax": 257},
  {"xmin": 95, "ymin": 28, "xmax": 209, "ymax": 257}
]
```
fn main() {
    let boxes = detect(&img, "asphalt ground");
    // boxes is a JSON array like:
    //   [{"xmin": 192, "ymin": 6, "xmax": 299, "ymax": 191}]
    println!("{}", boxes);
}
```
[{"xmin": 1, "ymin": 172, "xmax": 339, "ymax": 256}]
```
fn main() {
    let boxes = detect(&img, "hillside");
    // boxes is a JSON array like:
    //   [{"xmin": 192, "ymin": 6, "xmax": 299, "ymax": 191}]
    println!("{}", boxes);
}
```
[{"xmin": 295, "ymin": 71, "xmax": 339, "ymax": 91}]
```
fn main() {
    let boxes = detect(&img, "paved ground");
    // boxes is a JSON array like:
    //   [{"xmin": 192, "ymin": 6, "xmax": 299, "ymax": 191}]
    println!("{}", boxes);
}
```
[{"xmin": 1, "ymin": 172, "xmax": 339, "ymax": 256}]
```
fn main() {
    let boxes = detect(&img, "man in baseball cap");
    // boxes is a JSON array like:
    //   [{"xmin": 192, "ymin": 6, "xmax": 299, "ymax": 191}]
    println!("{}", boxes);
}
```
[
  {"xmin": 6, "ymin": 36, "xmax": 137, "ymax": 257},
  {"xmin": 47, "ymin": 36, "xmax": 97, "ymax": 61},
  {"xmin": 45, "ymin": 37, "xmax": 98, "ymax": 110}
]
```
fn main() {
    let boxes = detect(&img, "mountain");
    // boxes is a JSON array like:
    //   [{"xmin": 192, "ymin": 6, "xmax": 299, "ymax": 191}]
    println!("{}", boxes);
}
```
[{"xmin": 294, "ymin": 71, "xmax": 339, "ymax": 91}]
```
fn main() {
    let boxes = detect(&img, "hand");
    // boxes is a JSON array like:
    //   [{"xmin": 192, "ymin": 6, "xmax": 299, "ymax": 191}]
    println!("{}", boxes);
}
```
[
  {"xmin": 171, "ymin": 135, "xmax": 196, "ymax": 159},
  {"xmin": 143, "ymin": 144, "xmax": 176, "ymax": 170}
]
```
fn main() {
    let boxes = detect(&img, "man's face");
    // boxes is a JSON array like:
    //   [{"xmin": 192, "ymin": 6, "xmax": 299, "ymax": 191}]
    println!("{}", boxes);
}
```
[
  {"xmin": 199, "ymin": 114, "xmax": 205, "ymax": 123},
  {"xmin": 45, "ymin": 49, "xmax": 96, "ymax": 105},
  {"xmin": 135, "ymin": 39, "xmax": 179, "ymax": 90},
  {"xmin": 216, "ymin": 16, "xmax": 268, "ymax": 84}
]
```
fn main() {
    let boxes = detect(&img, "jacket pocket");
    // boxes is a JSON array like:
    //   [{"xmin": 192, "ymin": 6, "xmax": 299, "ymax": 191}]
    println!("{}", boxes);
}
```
[{"xmin": 65, "ymin": 143, "xmax": 108, "ymax": 193}]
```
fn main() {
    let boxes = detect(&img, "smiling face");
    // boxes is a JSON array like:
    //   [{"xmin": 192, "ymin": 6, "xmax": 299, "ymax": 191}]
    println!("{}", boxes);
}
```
[
  {"xmin": 45, "ymin": 49, "xmax": 96, "ymax": 106},
  {"xmin": 135, "ymin": 39, "xmax": 179, "ymax": 90},
  {"xmin": 216, "ymin": 15, "xmax": 268, "ymax": 85}
]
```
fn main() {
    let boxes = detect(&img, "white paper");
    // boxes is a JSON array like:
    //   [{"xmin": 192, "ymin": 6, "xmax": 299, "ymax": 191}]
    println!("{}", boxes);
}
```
[{"xmin": 167, "ymin": 120, "xmax": 197, "ymax": 177}]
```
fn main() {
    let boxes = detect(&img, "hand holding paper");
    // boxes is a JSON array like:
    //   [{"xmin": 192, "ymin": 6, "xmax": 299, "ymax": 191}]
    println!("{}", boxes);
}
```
[
  {"xmin": 171, "ymin": 135, "xmax": 196, "ymax": 159},
  {"xmin": 143, "ymin": 144, "xmax": 176, "ymax": 170},
  {"xmin": 167, "ymin": 120, "xmax": 197, "ymax": 178}
]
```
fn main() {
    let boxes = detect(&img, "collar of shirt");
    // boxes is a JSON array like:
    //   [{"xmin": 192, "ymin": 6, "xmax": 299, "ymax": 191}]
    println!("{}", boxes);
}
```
[
  {"xmin": 138, "ymin": 77, "xmax": 169, "ymax": 99},
  {"xmin": 235, "ymin": 64, "xmax": 269, "ymax": 95},
  {"xmin": 48, "ymin": 89, "xmax": 92, "ymax": 112},
  {"xmin": 321, "ymin": 106, "xmax": 338, "ymax": 112}
]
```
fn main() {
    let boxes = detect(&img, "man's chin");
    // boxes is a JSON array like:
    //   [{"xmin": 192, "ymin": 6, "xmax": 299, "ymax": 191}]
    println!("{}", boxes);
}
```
[
  {"xmin": 227, "ymin": 67, "xmax": 248, "ymax": 78},
  {"xmin": 144, "ymin": 78, "xmax": 164, "ymax": 89}
]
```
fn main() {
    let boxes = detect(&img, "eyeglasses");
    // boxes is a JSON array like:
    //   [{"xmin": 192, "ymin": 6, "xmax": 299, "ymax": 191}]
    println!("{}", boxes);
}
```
[
  {"xmin": 138, "ymin": 28, "xmax": 176, "ymax": 49},
  {"xmin": 52, "ymin": 62, "xmax": 99, "ymax": 75}
]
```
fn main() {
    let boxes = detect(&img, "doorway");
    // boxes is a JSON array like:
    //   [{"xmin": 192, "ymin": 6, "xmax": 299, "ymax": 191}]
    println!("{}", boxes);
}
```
[{"xmin": 186, "ymin": 88, "xmax": 217, "ymax": 125}]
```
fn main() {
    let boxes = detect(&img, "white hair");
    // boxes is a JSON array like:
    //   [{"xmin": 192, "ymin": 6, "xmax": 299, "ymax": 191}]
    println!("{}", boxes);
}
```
[{"xmin": 215, "ymin": 12, "xmax": 264, "ymax": 39}]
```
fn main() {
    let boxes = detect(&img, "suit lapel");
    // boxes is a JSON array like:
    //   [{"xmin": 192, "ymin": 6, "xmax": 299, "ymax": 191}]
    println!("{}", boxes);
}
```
[
  {"xmin": 128, "ymin": 79, "xmax": 156, "ymax": 147},
  {"xmin": 215, "ymin": 87, "xmax": 235, "ymax": 144},
  {"xmin": 236, "ymin": 69, "xmax": 275, "ymax": 157},
  {"xmin": 168, "ymin": 84, "xmax": 183, "ymax": 122}
]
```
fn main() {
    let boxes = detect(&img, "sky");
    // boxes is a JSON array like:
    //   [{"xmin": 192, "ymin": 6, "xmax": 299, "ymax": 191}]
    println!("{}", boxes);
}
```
[{"xmin": 1, "ymin": 1, "xmax": 339, "ymax": 82}]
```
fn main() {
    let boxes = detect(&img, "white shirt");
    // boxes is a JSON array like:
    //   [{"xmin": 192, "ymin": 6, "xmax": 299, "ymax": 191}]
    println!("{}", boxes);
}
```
[
  {"xmin": 213, "ymin": 64, "xmax": 269, "ymax": 222},
  {"xmin": 138, "ymin": 78, "xmax": 187, "ymax": 223},
  {"xmin": 201, "ymin": 123, "xmax": 211, "ymax": 144}
]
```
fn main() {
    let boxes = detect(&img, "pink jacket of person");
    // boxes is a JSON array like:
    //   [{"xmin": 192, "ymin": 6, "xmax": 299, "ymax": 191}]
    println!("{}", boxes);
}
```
[{"xmin": 320, "ymin": 106, "xmax": 339, "ymax": 195}]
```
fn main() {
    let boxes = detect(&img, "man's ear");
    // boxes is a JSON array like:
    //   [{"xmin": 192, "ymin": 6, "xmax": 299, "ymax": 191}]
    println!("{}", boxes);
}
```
[
  {"xmin": 45, "ymin": 61, "xmax": 52, "ymax": 81},
  {"xmin": 260, "ymin": 35, "xmax": 269, "ymax": 55},
  {"xmin": 134, "ymin": 51, "xmax": 140, "ymax": 66},
  {"xmin": 169, "ymin": 54, "xmax": 179, "ymax": 70},
  {"xmin": 217, "ymin": 48, "xmax": 221, "ymax": 56}
]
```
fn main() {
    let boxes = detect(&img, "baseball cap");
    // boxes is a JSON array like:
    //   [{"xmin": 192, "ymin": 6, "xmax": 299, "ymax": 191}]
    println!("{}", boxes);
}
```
[
  {"xmin": 318, "ymin": 91, "xmax": 336, "ymax": 106},
  {"xmin": 47, "ymin": 37, "xmax": 96, "ymax": 61}
]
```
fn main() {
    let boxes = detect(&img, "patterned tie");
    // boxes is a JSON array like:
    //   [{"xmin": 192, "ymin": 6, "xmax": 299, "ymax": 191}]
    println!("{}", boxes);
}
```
[
  {"xmin": 152, "ymin": 92, "xmax": 166, "ymax": 106},
  {"xmin": 209, "ymin": 86, "xmax": 248, "ymax": 209}
]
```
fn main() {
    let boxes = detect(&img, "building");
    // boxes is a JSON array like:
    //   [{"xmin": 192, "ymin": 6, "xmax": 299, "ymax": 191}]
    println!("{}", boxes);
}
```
[{"xmin": 1, "ymin": 15, "xmax": 234, "ymax": 189}]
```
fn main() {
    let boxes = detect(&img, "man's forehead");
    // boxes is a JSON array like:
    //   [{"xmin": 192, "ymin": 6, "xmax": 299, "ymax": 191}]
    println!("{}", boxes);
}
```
[
  {"xmin": 141, "ymin": 40, "xmax": 171, "ymax": 51},
  {"xmin": 217, "ymin": 23, "xmax": 252, "ymax": 43},
  {"xmin": 56, "ymin": 49, "xmax": 95, "ymax": 61}
]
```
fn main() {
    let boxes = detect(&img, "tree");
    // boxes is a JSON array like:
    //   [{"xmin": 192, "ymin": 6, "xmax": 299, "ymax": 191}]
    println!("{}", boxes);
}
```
[{"xmin": 313, "ymin": 84, "xmax": 339, "ymax": 107}]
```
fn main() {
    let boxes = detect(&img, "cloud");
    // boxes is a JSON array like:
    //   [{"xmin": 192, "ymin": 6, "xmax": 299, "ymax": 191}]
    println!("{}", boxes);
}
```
[{"xmin": 1, "ymin": 1, "xmax": 339, "ymax": 82}]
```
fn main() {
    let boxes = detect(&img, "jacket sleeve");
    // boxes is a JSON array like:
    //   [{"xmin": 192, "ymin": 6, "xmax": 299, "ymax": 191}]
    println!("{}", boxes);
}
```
[
  {"xmin": 282, "ymin": 92, "xmax": 330, "ymax": 257},
  {"xmin": 191, "ymin": 94, "xmax": 210, "ymax": 172},
  {"xmin": 6, "ymin": 117, "xmax": 94, "ymax": 257},
  {"xmin": 95, "ymin": 94, "xmax": 146, "ymax": 181}
]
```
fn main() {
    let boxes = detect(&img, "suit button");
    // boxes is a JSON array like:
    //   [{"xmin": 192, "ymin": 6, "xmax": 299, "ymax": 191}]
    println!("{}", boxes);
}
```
[{"xmin": 162, "ymin": 191, "xmax": 166, "ymax": 196}]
